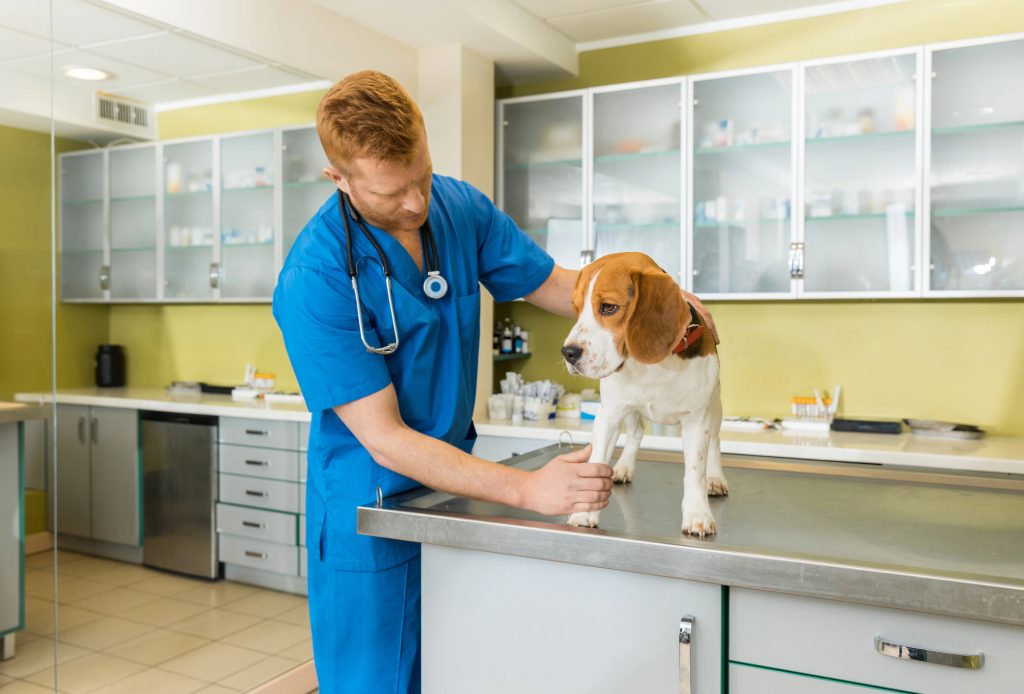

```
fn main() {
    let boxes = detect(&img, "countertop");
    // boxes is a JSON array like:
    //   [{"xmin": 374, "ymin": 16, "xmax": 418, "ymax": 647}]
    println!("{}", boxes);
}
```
[
  {"xmin": 14, "ymin": 389, "xmax": 1024, "ymax": 474},
  {"xmin": 477, "ymin": 417, "xmax": 1024, "ymax": 475},
  {"xmin": 0, "ymin": 402, "xmax": 49, "ymax": 424},
  {"xmin": 14, "ymin": 387, "xmax": 311, "ymax": 422},
  {"xmin": 359, "ymin": 444, "xmax": 1024, "ymax": 627}
]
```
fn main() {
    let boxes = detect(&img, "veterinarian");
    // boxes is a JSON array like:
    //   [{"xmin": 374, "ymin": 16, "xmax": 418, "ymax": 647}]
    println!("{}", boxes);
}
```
[{"xmin": 273, "ymin": 70, "xmax": 716, "ymax": 694}]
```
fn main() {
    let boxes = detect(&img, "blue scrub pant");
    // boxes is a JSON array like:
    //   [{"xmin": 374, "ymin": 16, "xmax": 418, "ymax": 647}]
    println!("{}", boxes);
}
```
[{"xmin": 308, "ymin": 552, "xmax": 421, "ymax": 694}]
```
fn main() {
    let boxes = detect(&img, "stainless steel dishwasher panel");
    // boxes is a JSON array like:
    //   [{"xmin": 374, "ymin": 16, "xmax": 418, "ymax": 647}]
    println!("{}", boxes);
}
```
[{"xmin": 142, "ymin": 411, "xmax": 219, "ymax": 578}]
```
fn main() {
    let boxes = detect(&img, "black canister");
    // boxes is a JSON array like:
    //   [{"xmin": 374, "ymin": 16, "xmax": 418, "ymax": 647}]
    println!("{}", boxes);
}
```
[{"xmin": 95, "ymin": 344, "xmax": 126, "ymax": 387}]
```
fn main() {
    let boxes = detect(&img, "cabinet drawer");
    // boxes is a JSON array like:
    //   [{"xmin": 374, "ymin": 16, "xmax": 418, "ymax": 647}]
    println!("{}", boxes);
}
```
[
  {"xmin": 299, "ymin": 452, "xmax": 307, "ymax": 482},
  {"xmin": 299, "ymin": 547, "xmax": 307, "ymax": 578},
  {"xmin": 220, "ymin": 444, "xmax": 298, "ymax": 481},
  {"xmin": 219, "ymin": 533, "xmax": 298, "ymax": 575},
  {"xmin": 731, "ymin": 664, "xmax": 876, "ymax": 693},
  {"xmin": 298, "ymin": 422, "xmax": 309, "ymax": 451},
  {"xmin": 299, "ymin": 482, "xmax": 306, "ymax": 513},
  {"xmin": 219, "ymin": 417, "xmax": 298, "ymax": 450},
  {"xmin": 731, "ymin": 588, "xmax": 1024, "ymax": 694},
  {"xmin": 299, "ymin": 515, "xmax": 306, "ymax": 546},
  {"xmin": 216, "ymin": 503, "xmax": 296, "ymax": 545},
  {"xmin": 219, "ymin": 473, "xmax": 299, "ymax": 513}
]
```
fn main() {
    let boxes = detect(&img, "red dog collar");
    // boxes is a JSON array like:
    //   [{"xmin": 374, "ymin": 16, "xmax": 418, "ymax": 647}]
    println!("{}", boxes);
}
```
[{"xmin": 673, "ymin": 324, "xmax": 705, "ymax": 353}]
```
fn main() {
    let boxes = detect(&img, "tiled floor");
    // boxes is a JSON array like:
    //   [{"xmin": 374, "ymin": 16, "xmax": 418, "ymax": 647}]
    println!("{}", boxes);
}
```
[{"xmin": 2, "ymin": 550, "xmax": 313, "ymax": 693}]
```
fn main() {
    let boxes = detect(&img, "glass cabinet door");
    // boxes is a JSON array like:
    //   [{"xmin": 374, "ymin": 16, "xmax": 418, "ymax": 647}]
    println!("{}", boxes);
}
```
[
  {"xmin": 802, "ymin": 52, "xmax": 919, "ymax": 295},
  {"xmin": 163, "ymin": 140, "xmax": 215, "ymax": 300},
  {"xmin": 592, "ymin": 82, "xmax": 683, "ymax": 280},
  {"xmin": 220, "ymin": 132, "xmax": 275, "ymax": 299},
  {"xmin": 500, "ymin": 94, "xmax": 585, "ymax": 270},
  {"xmin": 691, "ymin": 69, "xmax": 794, "ymax": 296},
  {"xmin": 283, "ymin": 125, "xmax": 333, "ymax": 260},
  {"xmin": 109, "ymin": 144, "xmax": 157, "ymax": 300},
  {"xmin": 929, "ymin": 37, "xmax": 1024, "ymax": 293},
  {"xmin": 60, "ymin": 150, "xmax": 106, "ymax": 300}
]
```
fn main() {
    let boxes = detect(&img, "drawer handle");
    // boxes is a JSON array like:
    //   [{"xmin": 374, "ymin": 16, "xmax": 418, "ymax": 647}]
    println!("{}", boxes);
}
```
[
  {"xmin": 244, "ymin": 550, "xmax": 268, "ymax": 559},
  {"xmin": 679, "ymin": 615, "xmax": 694, "ymax": 693},
  {"xmin": 875, "ymin": 636, "xmax": 983, "ymax": 670},
  {"xmin": 245, "ymin": 459, "xmax": 269, "ymax": 467},
  {"xmin": 245, "ymin": 429, "xmax": 269, "ymax": 436},
  {"xmin": 245, "ymin": 490, "xmax": 268, "ymax": 498},
  {"xmin": 241, "ymin": 521, "xmax": 265, "ymax": 529}
]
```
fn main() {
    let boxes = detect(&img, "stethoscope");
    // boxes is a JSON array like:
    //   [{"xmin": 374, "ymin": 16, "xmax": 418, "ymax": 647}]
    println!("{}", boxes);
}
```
[{"xmin": 339, "ymin": 191, "xmax": 448, "ymax": 355}]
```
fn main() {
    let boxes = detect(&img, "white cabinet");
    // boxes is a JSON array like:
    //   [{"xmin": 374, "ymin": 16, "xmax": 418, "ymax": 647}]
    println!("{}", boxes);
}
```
[
  {"xmin": 1, "ymin": 423, "xmax": 24, "ymax": 644},
  {"xmin": 730, "ymin": 588, "xmax": 1024, "ymax": 694},
  {"xmin": 59, "ymin": 125, "xmax": 332, "ymax": 304},
  {"xmin": 217, "ymin": 416, "xmax": 306, "ymax": 593},
  {"xmin": 730, "ymin": 664, "xmax": 878, "ymax": 693},
  {"xmin": 471, "ymin": 435, "xmax": 552, "ymax": 462},
  {"xmin": 422, "ymin": 544, "xmax": 721, "ymax": 694},
  {"xmin": 53, "ymin": 405, "xmax": 141, "ymax": 547}
]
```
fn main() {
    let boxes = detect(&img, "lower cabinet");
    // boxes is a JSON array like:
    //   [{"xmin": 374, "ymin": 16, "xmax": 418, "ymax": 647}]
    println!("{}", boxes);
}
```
[
  {"xmin": 421, "ymin": 544, "xmax": 721, "ymax": 694},
  {"xmin": 730, "ymin": 664, "xmax": 884, "ymax": 693},
  {"xmin": 52, "ymin": 405, "xmax": 141, "ymax": 547},
  {"xmin": 216, "ymin": 416, "xmax": 307, "ymax": 594},
  {"xmin": 730, "ymin": 588, "xmax": 1024, "ymax": 694}
]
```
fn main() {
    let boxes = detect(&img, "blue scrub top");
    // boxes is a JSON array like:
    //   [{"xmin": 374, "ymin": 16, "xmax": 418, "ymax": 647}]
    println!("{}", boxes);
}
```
[{"xmin": 273, "ymin": 174, "xmax": 554, "ymax": 572}]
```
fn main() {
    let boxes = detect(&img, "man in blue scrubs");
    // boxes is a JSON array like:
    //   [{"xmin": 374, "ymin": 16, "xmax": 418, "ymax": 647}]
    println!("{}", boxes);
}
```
[{"xmin": 274, "ymin": 71, "xmax": 714, "ymax": 693}]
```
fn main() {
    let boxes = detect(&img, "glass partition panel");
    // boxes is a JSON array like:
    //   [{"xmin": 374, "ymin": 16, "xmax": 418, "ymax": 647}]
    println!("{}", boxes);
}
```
[
  {"xmin": 930, "ymin": 38, "xmax": 1024, "ymax": 291},
  {"xmin": 692, "ymin": 70, "xmax": 794, "ymax": 295},
  {"xmin": 803, "ymin": 53, "xmax": 918, "ymax": 293},
  {"xmin": 501, "ymin": 95, "xmax": 584, "ymax": 270},
  {"xmin": 592, "ymin": 82, "xmax": 683, "ymax": 279},
  {"xmin": 221, "ymin": 132, "xmax": 275, "ymax": 299}
]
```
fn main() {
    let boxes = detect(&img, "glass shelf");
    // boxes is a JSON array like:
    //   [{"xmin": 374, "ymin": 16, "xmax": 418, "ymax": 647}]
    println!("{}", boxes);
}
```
[
  {"xmin": 166, "ymin": 190, "xmax": 213, "ymax": 198},
  {"xmin": 594, "ymin": 148, "xmax": 680, "ymax": 164},
  {"xmin": 694, "ymin": 218, "xmax": 789, "ymax": 228},
  {"xmin": 223, "ymin": 185, "xmax": 275, "ymax": 193},
  {"xmin": 110, "ymin": 194, "xmax": 156, "ymax": 202},
  {"xmin": 222, "ymin": 241, "xmax": 275, "ymax": 248},
  {"xmin": 504, "ymin": 158, "xmax": 583, "ymax": 170},
  {"xmin": 932, "ymin": 205, "xmax": 1024, "ymax": 218},
  {"xmin": 166, "ymin": 244, "xmax": 215, "ymax": 250},
  {"xmin": 595, "ymin": 222, "xmax": 679, "ymax": 231},
  {"xmin": 284, "ymin": 179, "xmax": 333, "ymax": 189},
  {"xmin": 112, "ymin": 246, "xmax": 157, "ymax": 253},
  {"xmin": 805, "ymin": 212, "xmax": 914, "ymax": 222},
  {"xmin": 694, "ymin": 140, "xmax": 790, "ymax": 155},
  {"xmin": 806, "ymin": 130, "xmax": 913, "ymax": 144},
  {"xmin": 933, "ymin": 120, "xmax": 1024, "ymax": 136},
  {"xmin": 62, "ymin": 198, "xmax": 102, "ymax": 206},
  {"xmin": 494, "ymin": 352, "xmax": 531, "ymax": 362},
  {"xmin": 60, "ymin": 248, "xmax": 103, "ymax": 255}
]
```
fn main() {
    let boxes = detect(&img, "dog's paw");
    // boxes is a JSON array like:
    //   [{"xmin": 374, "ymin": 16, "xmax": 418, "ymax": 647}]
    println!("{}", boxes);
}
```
[
  {"xmin": 566, "ymin": 511, "xmax": 600, "ymax": 528},
  {"xmin": 706, "ymin": 476, "xmax": 729, "ymax": 496},
  {"xmin": 682, "ymin": 508, "xmax": 717, "ymax": 537},
  {"xmin": 611, "ymin": 461, "xmax": 635, "ymax": 483}
]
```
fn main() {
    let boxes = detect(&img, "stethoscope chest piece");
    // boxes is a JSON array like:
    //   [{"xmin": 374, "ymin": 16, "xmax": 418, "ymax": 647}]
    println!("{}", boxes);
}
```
[{"xmin": 423, "ymin": 271, "xmax": 448, "ymax": 299}]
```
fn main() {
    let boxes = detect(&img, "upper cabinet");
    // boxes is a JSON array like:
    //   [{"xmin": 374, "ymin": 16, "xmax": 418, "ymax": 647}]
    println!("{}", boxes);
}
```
[
  {"xmin": 800, "ymin": 50, "xmax": 921, "ymax": 297},
  {"xmin": 498, "ymin": 93, "xmax": 586, "ymax": 271},
  {"xmin": 927, "ymin": 36, "xmax": 1024, "ymax": 295},
  {"xmin": 60, "ymin": 125, "xmax": 333, "ymax": 303},
  {"xmin": 689, "ymin": 67, "xmax": 795, "ymax": 297}
]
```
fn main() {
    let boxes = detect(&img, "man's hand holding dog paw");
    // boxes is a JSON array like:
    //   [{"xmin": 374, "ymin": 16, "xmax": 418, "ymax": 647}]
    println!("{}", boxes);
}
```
[{"xmin": 521, "ymin": 444, "xmax": 613, "ymax": 516}]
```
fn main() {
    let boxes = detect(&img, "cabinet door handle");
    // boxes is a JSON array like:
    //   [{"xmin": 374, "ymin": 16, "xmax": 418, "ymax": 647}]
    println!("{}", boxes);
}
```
[
  {"xmin": 78, "ymin": 416, "xmax": 86, "ymax": 444},
  {"xmin": 245, "ymin": 429, "xmax": 269, "ymax": 436},
  {"xmin": 875, "ymin": 636, "xmax": 983, "ymax": 670},
  {"xmin": 209, "ymin": 262, "xmax": 220, "ymax": 288},
  {"xmin": 245, "ymin": 490, "xmax": 268, "ymax": 498},
  {"xmin": 99, "ymin": 265, "xmax": 110, "ymax": 291},
  {"xmin": 91, "ymin": 417, "xmax": 98, "ymax": 445},
  {"xmin": 245, "ymin": 459, "xmax": 269, "ymax": 467},
  {"xmin": 679, "ymin": 615, "xmax": 694, "ymax": 693},
  {"xmin": 789, "ymin": 242, "xmax": 804, "ymax": 279},
  {"xmin": 244, "ymin": 550, "xmax": 268, "ymax": 559},
  {"xmin": 242, "ymin": 520, "xmax": 265, "ymax": 529}
]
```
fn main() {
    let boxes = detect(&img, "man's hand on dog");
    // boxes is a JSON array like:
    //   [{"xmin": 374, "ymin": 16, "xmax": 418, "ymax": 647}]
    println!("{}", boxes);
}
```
[{"xmin": 523, "ymin": 445, "xmax": 613, "ymax": 516}]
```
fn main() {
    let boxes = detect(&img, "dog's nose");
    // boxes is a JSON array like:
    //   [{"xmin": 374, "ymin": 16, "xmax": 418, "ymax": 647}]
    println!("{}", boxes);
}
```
[{"xmin": 562, "ymin": 344, "xmax": 583, "ymax": 364}]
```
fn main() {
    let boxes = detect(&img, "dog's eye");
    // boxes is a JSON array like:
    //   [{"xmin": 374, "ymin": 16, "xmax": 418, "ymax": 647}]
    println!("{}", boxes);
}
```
[{"xmin": 600, "ymin": 303, "xmax": 619, "ymax": 316}]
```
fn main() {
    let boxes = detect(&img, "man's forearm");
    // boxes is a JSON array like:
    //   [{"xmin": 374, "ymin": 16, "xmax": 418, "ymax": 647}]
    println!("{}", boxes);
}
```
[
  {"xmin": 362, "ymin": 422, "xmax": 529, "ymax": 507},
  {"xmin": 525, "ymin": 265, "xmax": 577, "ymax": 317}
]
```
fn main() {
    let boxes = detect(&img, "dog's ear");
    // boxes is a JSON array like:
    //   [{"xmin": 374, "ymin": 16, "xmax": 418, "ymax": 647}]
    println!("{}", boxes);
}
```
[{"xmin": 625, "ymin": 269, "xmax": 687, "ymax": 364}]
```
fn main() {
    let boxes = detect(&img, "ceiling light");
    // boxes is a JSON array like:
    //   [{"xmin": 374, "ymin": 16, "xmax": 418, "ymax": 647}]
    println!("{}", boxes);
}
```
[{"xmin": 63, "ymin": 66, "xmax": 111, "ymax": 81}]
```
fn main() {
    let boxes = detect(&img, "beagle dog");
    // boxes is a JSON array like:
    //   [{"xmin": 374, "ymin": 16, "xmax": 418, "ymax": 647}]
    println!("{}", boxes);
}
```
[{"xmin": 561, "ymin": 252, "xmax": 727, "ymax": 536}]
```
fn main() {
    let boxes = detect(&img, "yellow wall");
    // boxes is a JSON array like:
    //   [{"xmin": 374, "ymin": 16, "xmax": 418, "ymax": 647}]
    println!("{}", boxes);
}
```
[
  {"xmin": 491, "ymin": 0, "xmax": 1024, "ymax": 436},
  {"xmin": 0, "ymin": 124, "xmax": 107, "ymax": 401}
]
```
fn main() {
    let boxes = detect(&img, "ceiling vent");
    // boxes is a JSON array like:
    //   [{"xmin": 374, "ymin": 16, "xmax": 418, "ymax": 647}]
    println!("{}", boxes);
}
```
[{"xmin": 94, "ymin": 91, "xmax": 155, "ymax": 137}]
